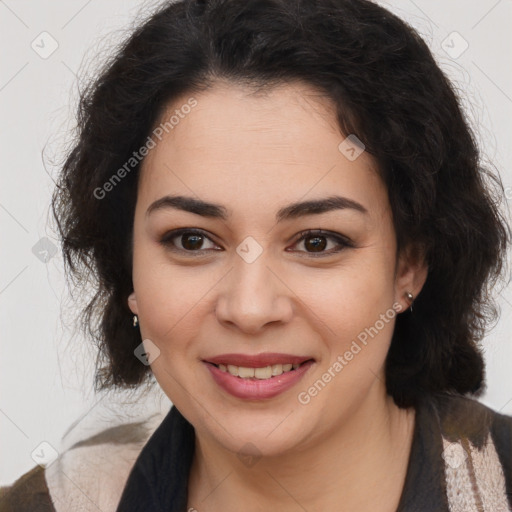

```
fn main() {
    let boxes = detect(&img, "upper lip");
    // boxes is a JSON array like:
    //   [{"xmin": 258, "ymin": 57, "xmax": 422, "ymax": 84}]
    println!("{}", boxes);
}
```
[{"xmin": 204, "ymin": 353, "xmax": 313, "ymax": 368}]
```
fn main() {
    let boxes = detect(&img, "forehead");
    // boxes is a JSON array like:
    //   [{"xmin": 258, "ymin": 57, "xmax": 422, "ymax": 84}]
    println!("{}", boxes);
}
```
[{"xmin": 137, "ymin": 81, "xmax": 388, "ymax": 220}]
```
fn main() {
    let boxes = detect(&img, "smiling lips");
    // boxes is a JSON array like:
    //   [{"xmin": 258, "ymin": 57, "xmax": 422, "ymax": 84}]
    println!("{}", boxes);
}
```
[
  {"xmin": 218, "ymin": 363, "xmax": 300, "ymax": 379},
  {"xmin": 204, "ymin": 352, "xmax": 314, "ymax": 399},
  {"xmin": 206, "ymin": 353, "xmax": 311, "ymax": 378}
]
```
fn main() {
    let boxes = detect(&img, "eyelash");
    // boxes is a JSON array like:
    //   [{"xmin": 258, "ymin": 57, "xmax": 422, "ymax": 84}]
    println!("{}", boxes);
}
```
[{"xmin": 159, "ymin": 228, "xmax": 354, "ymax": 257}]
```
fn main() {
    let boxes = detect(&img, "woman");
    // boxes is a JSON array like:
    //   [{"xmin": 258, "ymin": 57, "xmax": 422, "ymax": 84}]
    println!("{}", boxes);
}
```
[{"xmin": 2, "ymin": 0, "xmax": 511, "ymax": 510}]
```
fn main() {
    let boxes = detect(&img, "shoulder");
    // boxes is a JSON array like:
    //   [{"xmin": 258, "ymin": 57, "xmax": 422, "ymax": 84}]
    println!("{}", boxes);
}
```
[
  {"xmin": 0, "ymin": 465, "xmax": 55, "ymax": 512},
  {"xmin": 48, "ymin": 411, "xmax": 167, "ymax": 512},
  {"xmin": 427, "ymin": 392, "xmax": 512, "ymax": 506},
  {"xmin": 429, "ymin": 392, "xmax": 512, "ymax": 450},
  {"xmin": 1, "ymin": 410, "xmax": 168, "ymax": 512}
]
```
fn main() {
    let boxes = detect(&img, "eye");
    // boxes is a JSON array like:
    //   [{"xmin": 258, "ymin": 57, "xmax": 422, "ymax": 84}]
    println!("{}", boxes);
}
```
[
  {"xmin": 159, "ymin": 228, "xmax": 353, "ymax": 257},
  {"xmin": 288, "ymin": 229, "xmax": 353, "ymax": 256},
  {"xmin": 159, "ymin": 228, "xmax": 221, "ymax": 254}
]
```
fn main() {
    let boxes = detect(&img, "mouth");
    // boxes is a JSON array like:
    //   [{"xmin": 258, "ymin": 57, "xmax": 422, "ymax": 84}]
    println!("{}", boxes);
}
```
[
  {"xmin": 203, "ymin": 353, "xmax": 315, "ymax": 400},
  {"xmin": 207, "ymin": 360, "xmax": 313, "ymax": 380}
]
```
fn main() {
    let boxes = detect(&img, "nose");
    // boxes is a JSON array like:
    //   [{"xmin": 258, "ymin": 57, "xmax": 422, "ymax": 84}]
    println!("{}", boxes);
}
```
[{"xmin": 215, "ymin": 255, "xmax": 294, "ymax": 335}]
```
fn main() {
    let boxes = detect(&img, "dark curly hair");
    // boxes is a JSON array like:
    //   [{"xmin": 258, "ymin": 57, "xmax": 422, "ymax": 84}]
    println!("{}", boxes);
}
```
[{"xmin": 51, "ymin": 0, "xmax": 510, "ymax": 408}]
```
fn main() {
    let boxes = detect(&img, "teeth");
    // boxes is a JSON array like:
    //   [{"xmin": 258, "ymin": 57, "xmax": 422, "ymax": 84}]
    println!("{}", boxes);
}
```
[
  {"xmin": 271, "ymin": 364, "xmax": 282, "ymax": 376},
  {"xmin": 238, "ymin": 367, "xmax": 255, "ymax": 378},
  {"xmin": 254, "ymin": 366, "xmax": 272, "ymax": 379},
  {"xmin": 217, "ymin": 362, "xmax": 302, "ymax": 379},
  {"xmin": 227, "ymin": 364, "xmax": 239, "ymax": 376}
]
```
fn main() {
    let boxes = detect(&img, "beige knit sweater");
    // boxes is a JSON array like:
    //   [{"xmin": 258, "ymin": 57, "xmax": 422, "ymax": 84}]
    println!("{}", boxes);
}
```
[{"xmin": 1, "ymin": 393, "xmax": 511, "ymax": 511}]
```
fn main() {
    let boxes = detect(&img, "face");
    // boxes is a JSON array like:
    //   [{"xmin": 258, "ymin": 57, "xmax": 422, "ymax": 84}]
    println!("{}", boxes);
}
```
[{"xmin": 128, "ymin": 80, "xmax": 426, "ymax": 457}]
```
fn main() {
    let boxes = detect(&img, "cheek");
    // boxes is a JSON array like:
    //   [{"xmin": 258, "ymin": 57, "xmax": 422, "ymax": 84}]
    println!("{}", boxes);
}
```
[
  {"xmin": 131, "ymin": 242, "xmax": 221, "ymax": 350},
  {"xmin": 300, "ymin": 253, "xmax": 397, "ymax": 361},
  {"xmin": 301, "ymin": 272, "xmax": 398, "ymax": 397},
  {"xmin": 305, "ymin": 255, "xmax": 394, "ymax": 320},
  {"xmin": 132, "ymin": 242, "xmax": 181, "ymax": 332},
  {"xmin": 135, "ymin": 269, "xmax": 203, "ymax": 340}
]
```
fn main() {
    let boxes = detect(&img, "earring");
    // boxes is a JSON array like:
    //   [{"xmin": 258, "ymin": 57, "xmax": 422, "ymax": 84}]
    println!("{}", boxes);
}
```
[
  {"xmin": 404, "ymin": 291, "xmax": 414, "ymax": 312},
  {"xmin": 133, "ymin": 315, "xmax": 139, "ymax": 327}
]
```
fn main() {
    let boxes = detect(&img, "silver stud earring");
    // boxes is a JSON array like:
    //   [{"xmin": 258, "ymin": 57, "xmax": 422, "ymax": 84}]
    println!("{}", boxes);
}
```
[
  {"xmin": 404, "ymin": 291, "xmax": 414, "ymax": 312},
  {"xmin": 133, "ymin": 315, "xmax": 139, "ymax": 327}
]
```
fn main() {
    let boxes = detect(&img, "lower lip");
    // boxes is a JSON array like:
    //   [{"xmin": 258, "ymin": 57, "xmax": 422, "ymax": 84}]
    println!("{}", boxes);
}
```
[{"xmin": 205, "ymin": 360, "xmax": 314, "ymax": 400}]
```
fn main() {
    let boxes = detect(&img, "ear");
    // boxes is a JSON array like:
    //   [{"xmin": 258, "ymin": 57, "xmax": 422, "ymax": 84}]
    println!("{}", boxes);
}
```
[
  {"xmin": 127, "ymin": 291, "xmax": 139, "ymax": 315},
  {"xmin": 394, "ymin": 242, "xmax": 428, "ymax": 312}
]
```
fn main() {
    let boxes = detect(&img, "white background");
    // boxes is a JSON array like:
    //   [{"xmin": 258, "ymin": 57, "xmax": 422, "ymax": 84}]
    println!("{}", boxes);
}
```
[{"xmin": 1, "ymin": 0, "xmax": 511, "ymax": 485}]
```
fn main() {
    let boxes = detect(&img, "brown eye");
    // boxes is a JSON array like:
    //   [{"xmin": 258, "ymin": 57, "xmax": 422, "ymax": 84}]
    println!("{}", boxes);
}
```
[
  {"xmin": 160, "ymin": 228, "xmax": 220, "ymax": 253},
  {"xmin": 180, "ymin": 233, "xmax": 205, "ymax": 250},
  {"xmin": 303, "ymin": 235, "xmax": 327, "ymax": 252},
  {"xmin": 290, "ymin": 230, "xmax": 353, "ymax": 256}
]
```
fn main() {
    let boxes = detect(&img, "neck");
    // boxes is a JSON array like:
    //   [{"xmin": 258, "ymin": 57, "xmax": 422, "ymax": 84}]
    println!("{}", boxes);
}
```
[{"xmin": 187, "ymin": 381, "xmax": 416, "ymax": 512}]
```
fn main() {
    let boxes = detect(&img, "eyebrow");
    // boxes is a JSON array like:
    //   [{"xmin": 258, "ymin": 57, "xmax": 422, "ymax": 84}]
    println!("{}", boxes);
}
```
[{"xmin": 146, "ymin": 194, "xmax": 368, "ymax": 222}]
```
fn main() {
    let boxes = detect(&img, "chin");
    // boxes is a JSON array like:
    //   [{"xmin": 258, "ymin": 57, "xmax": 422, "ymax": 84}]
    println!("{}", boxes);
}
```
[{"xmin": 196, "ymin": 403, "xmax": 321, "ymax": 457}]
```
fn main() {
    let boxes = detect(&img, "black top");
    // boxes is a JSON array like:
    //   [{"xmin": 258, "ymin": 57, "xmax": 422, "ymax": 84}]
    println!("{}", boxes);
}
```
[{"xmin": 116, "ymin": 393, "xmax": 512, "ymax": 512}]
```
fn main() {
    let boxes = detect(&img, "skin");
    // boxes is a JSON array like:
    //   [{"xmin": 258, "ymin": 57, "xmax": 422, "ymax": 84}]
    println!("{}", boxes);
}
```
[{"xmin": 128, "ymin": 80, "xmax": 428, "ymax": 511}]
